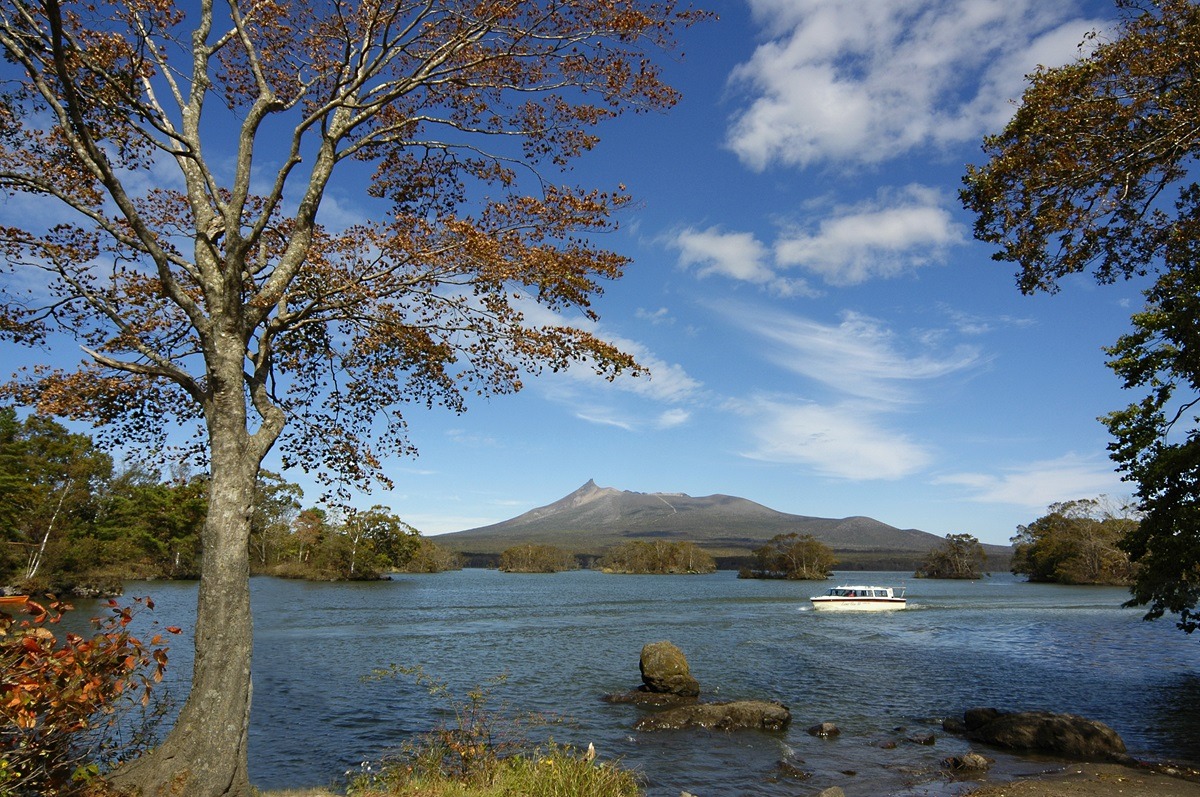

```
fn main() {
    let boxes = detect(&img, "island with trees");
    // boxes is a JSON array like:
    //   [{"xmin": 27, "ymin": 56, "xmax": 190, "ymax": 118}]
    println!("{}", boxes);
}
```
[
  {"xmin": 498, "ymin": 545, "xmax": 580, "ymax": 573},
  {"xmin": 596, "ymin": 540, "xmax": 716, "ymax": 574},
  {"xmin": 1009, "ymin": 499, "xmax": 1137, "ymax": 586},
  {"xmin": 914, "ymin": 533, "xmax": 988, "ymax": 579},
  {"xmin": 739, "ymin": 533, "xmax": 836, "ymax": 580}
]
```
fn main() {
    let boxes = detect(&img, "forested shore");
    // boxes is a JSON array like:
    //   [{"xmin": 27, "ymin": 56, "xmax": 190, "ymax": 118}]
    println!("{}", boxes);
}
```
[{"xmin": 0, "ymin": 408, "xmax": 462, "ymax": 597}]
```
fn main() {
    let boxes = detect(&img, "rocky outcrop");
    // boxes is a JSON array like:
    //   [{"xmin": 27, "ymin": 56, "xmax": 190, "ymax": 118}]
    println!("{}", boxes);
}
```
[
  {"xmin": 634, "ymin": 700, "xmax": 791, "ymax": 732},
  {"xmin": 955, "ymin": 708, "xmax": 1131, "ymax": 763},
  {"xmin": 639, "ymin": 641, "xmax": 700, "ymax": 697},
  {"xmin": 604, "ymin": 641, "xmax": 701, "ymax": 705},
  {"xmin": 607, "ymin": 641, "xmax": 789, "ymax": 732}
]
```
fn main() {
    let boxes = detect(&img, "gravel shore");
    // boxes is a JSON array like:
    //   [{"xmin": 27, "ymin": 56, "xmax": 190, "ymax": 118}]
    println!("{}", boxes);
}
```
[{"xmin": 966, "ymin": 762, "xmax": 1200, "ymax": 797}]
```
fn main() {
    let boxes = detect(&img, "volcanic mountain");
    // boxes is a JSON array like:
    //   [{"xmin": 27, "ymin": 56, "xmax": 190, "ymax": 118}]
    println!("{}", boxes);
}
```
[{"xmin": 434, "ymin": 480, "xmax": 1011, "ymax": 568}]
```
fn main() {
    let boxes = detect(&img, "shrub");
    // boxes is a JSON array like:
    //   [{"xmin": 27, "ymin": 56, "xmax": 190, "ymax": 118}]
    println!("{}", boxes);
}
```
[{"xmin": 0, "ymin": 598, "xmax": 178, "ymax": 796}]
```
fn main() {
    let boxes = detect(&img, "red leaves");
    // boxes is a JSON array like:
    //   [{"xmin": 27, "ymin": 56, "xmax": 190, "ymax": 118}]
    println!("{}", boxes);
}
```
[{"xmin": 0, "ymin": 597, "xmax": 175, "ymax": 794}]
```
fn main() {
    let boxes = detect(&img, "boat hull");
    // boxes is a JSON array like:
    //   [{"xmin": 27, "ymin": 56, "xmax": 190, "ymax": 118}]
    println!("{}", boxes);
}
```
[{"xmin": 810, "ymin": 597, "xmax": 906, "ymax": 612}]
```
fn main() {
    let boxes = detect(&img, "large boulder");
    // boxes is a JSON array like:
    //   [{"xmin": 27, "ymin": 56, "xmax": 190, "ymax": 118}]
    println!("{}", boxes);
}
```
[
  {"xmin": 639, "ymin": 641, "xmax": 700, "ymax": 697},
  {"xmin": 634, "ymin": 699, "xmax": 791, "ymax": 732},
  {"xmin": 960, "ymin": 708, "xmax": 1130, "ymax": 763}
]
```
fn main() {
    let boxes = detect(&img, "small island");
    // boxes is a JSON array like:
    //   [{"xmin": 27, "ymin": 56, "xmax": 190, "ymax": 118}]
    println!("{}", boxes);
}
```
[
  {"xmin": 596, "ymin": 540, "xmax": 716, "ymax": 574},
  {"xmin": 738, "ymin": 533, "xmax": 835, "ymax": 580}
]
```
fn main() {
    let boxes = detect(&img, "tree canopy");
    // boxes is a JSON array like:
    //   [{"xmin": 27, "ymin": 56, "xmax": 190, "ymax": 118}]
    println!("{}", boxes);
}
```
[
  {"xmin": 914, "ymin": 533, "xmax": 987, "ymax": 580},
  {"xmin": 1010, "ymin": 499, "xmax": 1136, "ymax": 586},
  {"xmin": 740, "ymin": 533, "xmax": 835, "ymax": 580},
  {"xmin": 0, "ymin": 1, "xmax": 707, "ymax": 792},
  {"xmin": 961, "ymin": 0, "xmax": 1200, "ymax": 632},
  {"xmin": 498, "ymin": 544, "xmax": 579, "ymax": 573},
  {"xmin": 596, "ymin": 539, "xmax": 715, "ymax": 574}
]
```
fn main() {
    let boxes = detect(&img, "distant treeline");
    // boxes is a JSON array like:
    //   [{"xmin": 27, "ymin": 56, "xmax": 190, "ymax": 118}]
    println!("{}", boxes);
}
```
[
  {"xmin": 0, "ymin": 408, "xmax": 461, "ymax": 596},
  {"xmin": 456, "ymin": 546, "xmax": 973, "ymax": 573}
]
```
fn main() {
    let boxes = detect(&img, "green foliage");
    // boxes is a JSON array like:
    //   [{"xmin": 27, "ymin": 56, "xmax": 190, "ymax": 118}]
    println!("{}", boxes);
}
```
[
  {"xmin": 396, "ymin": 538, "xmax": 464, "ymax": 574},
  {"xmin": 1011, "ymin": 499, "xmax": 1137, "ymax": 586},
  {"xmin": 262, "ymin": 505, "xmax": 428, "ymax": 581},
  {"xmin": 961, "ymin": 0, "xmax": 1200, "ymax": 632},
  {"xmin": 596, "ymin": 540, "xmax": 715, "ymax": 574},
  {"xmin": 351, "ymin": 668, "xmax": 638, "ymax": 797},
  {"xmin": 0, "ymin": 408, "xmax": 113, "ymax": 590},
  {"xmin": 498, "ymin": 545, "xmax": 579, "ymax": 573},
  {"xmin": 915, "ymin": 533, "xmax": 987, "ymax": 579},
  {"xmin": 249, "ymin": 472, "xmax": 304, "ymax": 572},
  {"xmin": 0, "ymin": 408, "xmax": 209, "ymax": 593},
  {"xmin": 0, "ymin": 410, "xmax": 443, "ymax": 589},
  {"xmin": 0, "ymin": 598, "xmax": 177, "ymax": 796},
  {"xmin": 740, "ymin": 533, "xmax": 835, "ymax": 580},
  {"xmin": 1104, "ymin": 261, "xmax": 1200, "ymax": 630}
]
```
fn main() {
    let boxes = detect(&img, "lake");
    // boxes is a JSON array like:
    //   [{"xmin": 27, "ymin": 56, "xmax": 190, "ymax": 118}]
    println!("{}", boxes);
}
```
[{"xmin": 66, "ymin": 570, "xmax": 1200, "ymax": 797}]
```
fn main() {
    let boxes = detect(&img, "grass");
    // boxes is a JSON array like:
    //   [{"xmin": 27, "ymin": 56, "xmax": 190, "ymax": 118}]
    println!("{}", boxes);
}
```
[
  {"xmin": 256, "ymin": 745, "xmax": 640, "ymax": 797},
  {"xmin": 351, "ymin": 746, "xmax": 640, "ymax": 797}
]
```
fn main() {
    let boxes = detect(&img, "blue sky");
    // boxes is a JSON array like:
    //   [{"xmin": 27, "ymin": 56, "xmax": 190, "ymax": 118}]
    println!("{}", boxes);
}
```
[
  {"xmin": 5, "ymin": 0, "xmax": 1145, "ymax": 547},
  {"xmin": 359, "ymin": 0, "xmax": 1141, "ymax": 546}
]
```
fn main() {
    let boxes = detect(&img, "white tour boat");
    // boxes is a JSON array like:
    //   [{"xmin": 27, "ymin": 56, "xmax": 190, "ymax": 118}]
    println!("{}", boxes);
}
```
[{"xmin": 810, "ymin": 584, "xmax": 906, "ymax": 612}]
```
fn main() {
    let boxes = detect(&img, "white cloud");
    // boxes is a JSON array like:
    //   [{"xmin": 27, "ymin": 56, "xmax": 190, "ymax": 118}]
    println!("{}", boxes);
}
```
[
  {"xmin": 775, "ymin": 186, "xmax": 966, "ymax": 284},
  {"xmin": 657, "ymin": 408, "xmax": 691, "ymax": 429},
  {"xmin": 671, "ymin": 226, "xmax": 816, "ymax": 297},
  {"xmin": 935, "ymin": 453, "xmax": 1125, "ymax": 510},
  {"xmin": 672, "ymin": 187, "xmax": 964, "ymax": 289},
  {"xmin": 728, "ymin": 0, "xmax": 1104, "ymax": 170},
  {"xmin": 636, "ymin": 307, "xmax": 674, "ymax": 325},
  {"xmin": 718, "ymin": 304, "xmax": 982, "ymax": 404},
  {"xmin": 740, "ymin": 398, "xmax": 933, "ymax": 479}
]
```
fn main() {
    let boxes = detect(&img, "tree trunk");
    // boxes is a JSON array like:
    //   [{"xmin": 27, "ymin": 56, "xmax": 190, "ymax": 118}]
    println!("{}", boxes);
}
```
[{"xmin": 110, "ymin": 385, "xmax": 261, "ymax": 796}]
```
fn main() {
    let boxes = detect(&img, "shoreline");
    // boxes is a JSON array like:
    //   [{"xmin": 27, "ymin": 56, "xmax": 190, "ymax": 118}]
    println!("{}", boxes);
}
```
[
  {"xmin": 254, "ymin": 761, "xmax": 1200, "ymax": 797},
  {"xmin": 965, "ymin": 761, "xmax": 1200, "ymax": 797}
]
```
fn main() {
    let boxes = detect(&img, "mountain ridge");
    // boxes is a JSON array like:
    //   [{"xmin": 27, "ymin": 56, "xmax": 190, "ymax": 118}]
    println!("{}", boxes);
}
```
[{"xmin": 434, "ymin": 480, "xmax": 1011, "ymax": 566}]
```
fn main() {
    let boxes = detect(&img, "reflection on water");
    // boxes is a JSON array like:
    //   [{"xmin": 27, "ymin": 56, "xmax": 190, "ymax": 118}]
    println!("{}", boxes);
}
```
[{"xmin": 64, "ymin": 570, "xmax": 1200, "ymax": 797}]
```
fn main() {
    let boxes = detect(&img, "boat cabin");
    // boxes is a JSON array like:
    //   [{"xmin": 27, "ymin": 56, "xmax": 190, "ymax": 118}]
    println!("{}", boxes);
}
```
[{"xmin": 824, "ymin": 587, "xmax": 895, "ymax": 598}]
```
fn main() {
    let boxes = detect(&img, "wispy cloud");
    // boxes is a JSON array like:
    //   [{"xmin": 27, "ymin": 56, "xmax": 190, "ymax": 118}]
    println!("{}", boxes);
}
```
[
  {"xmin": 636, "ymin": 307, "xmax": 674, "ymax": 325},
  {"xmin": 575, "ymin": 411, "xmax": 636, "ymax": 431},
  {"xmin": 718, "ymin": 304, "xmax": 982, "ymax": 404},
  {"xmin": 935, "ymin": 453, "xmax": 1125, "ymax": 510},
  {"xmin": 727, "ymin": 0, "xmax": 1104, "ymax": 170},
  {"xmin": 739, "ymin": 398, "xmax": 933, "ymax": 479},
  {"xmin": 657, "ymin": 408, "xmax": 691, "ymax": 429},
  {"xmin": 715, "ymin": 304, "xmax": 983, "ymax": 480},
  {"xmin": 514, "ymin": 298, "xmax": 703, "ymax": 405}
]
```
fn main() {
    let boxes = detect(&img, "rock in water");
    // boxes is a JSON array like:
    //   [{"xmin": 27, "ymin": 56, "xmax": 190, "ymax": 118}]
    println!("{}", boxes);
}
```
[
  {"xmin": 634, "ymin": 700, "xmax": 791, "ymax": 731},
  {"xmin": 961, "ymin": 709, "xmax": 1130, "ymax": 762},
  {"xmin": 942, "ymin": 752, "xmax": 992, "ymax": 772},
  {"xmin": 639, "ymin": 641, "xmax": 700, "ymax": 697}
]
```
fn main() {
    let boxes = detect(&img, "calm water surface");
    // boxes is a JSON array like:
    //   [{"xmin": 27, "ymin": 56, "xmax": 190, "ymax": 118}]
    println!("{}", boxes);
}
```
[{"xmin": 76, "ymin": 570, "xmax": 1200, "ymax": 796}]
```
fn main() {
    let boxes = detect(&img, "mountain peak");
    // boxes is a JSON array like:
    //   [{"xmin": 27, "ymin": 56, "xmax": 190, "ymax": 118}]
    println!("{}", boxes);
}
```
[{"xmin": 562, "ymin": 479, "xmax": 618, "ymax": 507}]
